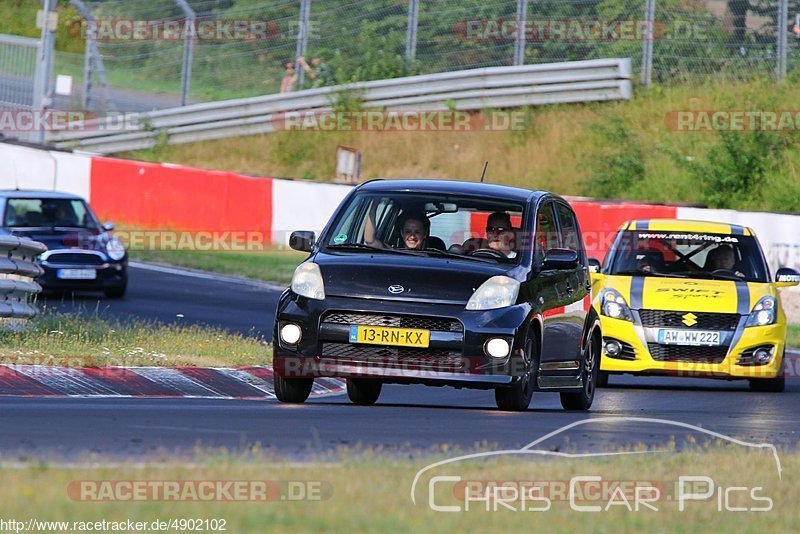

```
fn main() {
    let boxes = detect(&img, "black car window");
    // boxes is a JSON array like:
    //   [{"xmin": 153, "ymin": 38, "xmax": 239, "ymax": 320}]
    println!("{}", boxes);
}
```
[
  {"xmin": 535, "ymin": 201, "xmax": 560, "ymax": 263},
  {"xmin": 555, "ymin": 202, "xmax": 584, "ymax": 262},
  {"xmin": 4, "ymin": 198, "xmax": 97, "ymax": 229}
]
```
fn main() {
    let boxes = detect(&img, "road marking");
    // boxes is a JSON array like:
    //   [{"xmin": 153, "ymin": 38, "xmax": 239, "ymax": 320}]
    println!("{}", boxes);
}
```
[{"xmin": 129, "ymin": 261, "xmax": 286, "ymax": 290}]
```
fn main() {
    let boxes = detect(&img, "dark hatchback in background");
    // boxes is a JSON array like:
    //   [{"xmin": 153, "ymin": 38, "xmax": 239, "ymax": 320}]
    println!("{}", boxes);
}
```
[
  {"xmin": 0, "ymin": 190, "xmax": 128, "ymax": 298},
  {"xmin": 273, "ymin": 180, "xmax": 602, "ymax": 411}
]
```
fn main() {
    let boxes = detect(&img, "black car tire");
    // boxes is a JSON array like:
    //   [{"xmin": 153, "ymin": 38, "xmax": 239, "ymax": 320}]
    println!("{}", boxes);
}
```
[
  {"xmin": 274, "ymin": 375, "xmax": 314, "ymax": 403},
  {"xmin": 560, "ymin": 334, "xmax": 599, "ymax": 411},
  {"xmin": 749, "ymin": 354, "xmax": 785, "ymax": 392},
  {"xmin": 346, "ymin": 378, "xmax": 382, "ymax": 405},
  {"xmin": 104, "ymin": 284, "xmax": 127, "ymax": 299},
  {"xmin": 495, "ymin": 333, "xmax": 538, "ymax": 412},
  {"xmin": 597, "ymin": 371, "xmax": 610, "ymax": 388}
]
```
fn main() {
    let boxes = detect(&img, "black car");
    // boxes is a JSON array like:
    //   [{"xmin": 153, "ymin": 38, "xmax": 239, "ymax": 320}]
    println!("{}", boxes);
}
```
[
  {"xmin": 273, "ymin": 180, "xmax": 601, "ymax": 411},
  {"xmin": 0, "ymin": 190, "xmax": 128, "ymax": 298}
]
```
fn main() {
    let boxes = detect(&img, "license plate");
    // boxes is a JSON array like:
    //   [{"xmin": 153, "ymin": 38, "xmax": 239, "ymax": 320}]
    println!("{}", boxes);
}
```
[
  {"xmin": 349, "ymin": 325, "xmax": 430, "ymax": 348},
  {"xmin": 657, "ymin": 329, "xmax": 721, "ymax": 346},
  {"xmin": 56, "ymin": 268, "xmax": 97, "ymax": 280}
]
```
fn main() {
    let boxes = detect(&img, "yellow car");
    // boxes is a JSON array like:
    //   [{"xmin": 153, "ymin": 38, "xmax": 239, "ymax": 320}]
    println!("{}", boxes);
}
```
[{"xmin": 589, "ymin": 219, "xmax": 800, "ymax": 392}]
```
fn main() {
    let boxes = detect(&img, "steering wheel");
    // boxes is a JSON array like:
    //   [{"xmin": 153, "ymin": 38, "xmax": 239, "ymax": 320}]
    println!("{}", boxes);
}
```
[
  {"xmin": 712, "ymin": 269, "xmax": 744, "ymax": 279},
  {"xmin": 468, "ymin": 248, "xmax": 507, "ymax": 259}
]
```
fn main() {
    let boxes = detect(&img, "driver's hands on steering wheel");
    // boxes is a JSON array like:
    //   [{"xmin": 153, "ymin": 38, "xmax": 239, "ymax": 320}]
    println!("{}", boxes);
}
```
[{"xmin": 468, "ymin": 248, "xmax": 508, "ymax": 259}]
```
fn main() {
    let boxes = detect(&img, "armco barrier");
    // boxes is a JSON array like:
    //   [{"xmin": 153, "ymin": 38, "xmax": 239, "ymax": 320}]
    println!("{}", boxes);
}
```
[
  {"xmin": 47, "ymin": 59, "xmax": 633, "ymax": 154},
  {"xmin": 0, "ymin": 236, "xmax": 45, "ymax": 320}
]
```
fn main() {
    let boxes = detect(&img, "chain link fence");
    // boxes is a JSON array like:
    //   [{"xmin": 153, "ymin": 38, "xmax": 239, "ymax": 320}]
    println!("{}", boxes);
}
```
[{"xmin": 6, "ymin": 0, "xmax": 800, "ymax": 114}]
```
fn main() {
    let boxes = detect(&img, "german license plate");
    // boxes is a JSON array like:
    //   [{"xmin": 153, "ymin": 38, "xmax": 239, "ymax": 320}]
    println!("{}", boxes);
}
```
[
  {"xmin": 56, "ymin": 268, "xmax": 97, "ymax": 280},
  {"xmin": 349, "ymin": 325, "xmax": 430, "ymax": 348},
  {"xmin": 657, "ymin": 329, "xmax": 721, "ymax": 346}
]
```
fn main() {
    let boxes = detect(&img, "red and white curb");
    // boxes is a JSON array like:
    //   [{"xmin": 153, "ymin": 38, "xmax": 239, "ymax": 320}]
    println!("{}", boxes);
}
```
[{"xmin": 0, "ymin": 365, "xmax": 345, "ymax": 399}]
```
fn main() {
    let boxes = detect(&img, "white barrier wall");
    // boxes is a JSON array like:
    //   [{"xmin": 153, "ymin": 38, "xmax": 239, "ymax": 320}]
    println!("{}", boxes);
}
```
[
  {"xmin": 271, "ymin": 179, "xmax": 352, "ymax": 245},
  {"xmin": 0, "ymin": 143, "xmax": 91, "ymax": 198},
  {"xmin": 678, "ymin": 207, "xmax": 800, "ymax": 280}
]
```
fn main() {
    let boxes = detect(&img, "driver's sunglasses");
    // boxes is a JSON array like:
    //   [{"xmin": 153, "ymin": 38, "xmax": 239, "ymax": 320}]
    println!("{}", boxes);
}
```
[{"xmin": 486, "ymin": 226, "xmax": 510, "ymax": 234}]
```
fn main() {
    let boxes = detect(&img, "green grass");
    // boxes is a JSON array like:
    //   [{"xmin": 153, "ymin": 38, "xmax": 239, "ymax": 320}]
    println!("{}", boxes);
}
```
[
  {"xmin": 788, "ymin": 325, "xmax": 800, "ymax": 349},
  {"xmin": 130, "ymin": 248, "xmax": 306, "ymax": 285},
  {"xmin": 0, "ymin": 313, "xmax": 272, "ymax": 368},
  {"xmin": 0, "ymin": 448, "xmax": 796, "ymax": 531}
]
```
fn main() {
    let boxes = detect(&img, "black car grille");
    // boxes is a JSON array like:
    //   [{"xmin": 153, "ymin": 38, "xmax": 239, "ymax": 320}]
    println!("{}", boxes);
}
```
[
  {"xmin": 45, "ymin": 252, "xmax": 104, "ymax": 265},
  {"xmin": 321, "ymin": 312, "xmax": 463, "ymax": 333},
  {"xmin": 320, "ymin": 343, "xmax": 465, "ymax": 370},
  {"xmin": 638, "ymin": 310, "xmax": 739, "ymax": 331},
  {"xmin": 647, "ymin": 343, "xmax": 729, "ymax": 364}
]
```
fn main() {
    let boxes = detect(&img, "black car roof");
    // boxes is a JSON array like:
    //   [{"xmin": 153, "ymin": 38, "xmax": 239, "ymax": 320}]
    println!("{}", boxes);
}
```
[
  {"xmin": 0, "ymin": 189, "xmax": 86, "ymax": 201},
  {"xmin": 356, "ymin": 179, "xmax": 545, "ymax": 203}
]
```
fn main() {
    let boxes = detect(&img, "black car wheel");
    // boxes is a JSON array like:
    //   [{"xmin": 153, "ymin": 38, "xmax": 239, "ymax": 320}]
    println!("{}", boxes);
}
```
[
  {"xmin": 346, "ymin": 378, "xmax": 382, "ymax": 405},
  {"xmin": 104, "ymin": 283, "xmax": 127, "ymax": 299},
  {"xmin": 495, "ymin": 333, "xmax": 538, "ymax": 411},
  {"xmin": 749, "ymin": 353, "xmax": 785, "ymax": 393},
  {"xmin": 274, "ymin": 375, "xmax": 314, "ymax": 403},
  {"xmin": 560, "ymin": 334, "xmax": 599, "ymax": 410}
]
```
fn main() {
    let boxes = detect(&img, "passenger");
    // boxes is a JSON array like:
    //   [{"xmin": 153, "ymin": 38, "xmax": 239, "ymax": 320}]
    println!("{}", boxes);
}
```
[{"xmin": 364, "ymin": 204, "xmax": 429, "ymax": 250}]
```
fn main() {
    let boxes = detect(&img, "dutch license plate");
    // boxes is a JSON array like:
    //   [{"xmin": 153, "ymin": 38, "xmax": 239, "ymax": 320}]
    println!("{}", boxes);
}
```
[
  {"xmin": 657, "ymin": 329, "xmax": 721, "ymax": 346},
  {"xmin": 56, "ymin": 268, "xmax": 97, "ymax": 280},
  {"xmin": 349, "ymin": 325, "xmax": 430, "ymax": 348}
]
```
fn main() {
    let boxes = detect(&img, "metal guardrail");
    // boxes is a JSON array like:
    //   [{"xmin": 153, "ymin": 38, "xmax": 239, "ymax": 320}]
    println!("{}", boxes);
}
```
[
  {"xmin": 0, "ymin": 236, "xmax": 45, "ymax": 319},
  {"xmin": 48, "ymin": 58, "xmax": 632, "ymax": 154}
]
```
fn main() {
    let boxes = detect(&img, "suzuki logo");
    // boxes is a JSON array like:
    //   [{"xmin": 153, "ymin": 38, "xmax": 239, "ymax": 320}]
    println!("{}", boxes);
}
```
[
  {"xmin": 682, "ymin": 312, "xmax": 698, "ymax": 327},
  {"xmin": 388, "ymin": 285, "xmax": 405, "ymax": 294}
]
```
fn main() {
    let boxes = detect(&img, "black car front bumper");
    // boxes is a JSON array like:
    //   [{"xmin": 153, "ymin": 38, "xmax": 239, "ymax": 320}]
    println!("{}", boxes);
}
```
[
  {"xmin": 273, "ymin": 291, "xmax": 534, "ymax": 389},
  {"xmin": 37, "ymin": 259, "xmax": 127, "ymax": 292}
]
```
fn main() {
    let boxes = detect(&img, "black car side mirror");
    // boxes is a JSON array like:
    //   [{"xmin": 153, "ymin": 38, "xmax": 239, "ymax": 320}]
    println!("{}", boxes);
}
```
[
  {"xmin": 290, "ymin": 231, "xmax": 316, "ymax": 253},
  {"xmin": 588, "ymin": 257, "xmax": 601, "ymax": 273},
  {"xmin": 543, "ymin": 248, "xmax": 579, "ymax": 270}
]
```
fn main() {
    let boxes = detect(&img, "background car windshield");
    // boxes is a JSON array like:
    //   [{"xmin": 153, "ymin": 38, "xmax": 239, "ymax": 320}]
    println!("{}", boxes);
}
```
[
  {"xmin": 326, "ymin": 193, "xmax": 525, "ymax": 262},
  {"xmin": 4, "ymin": 198, "xmax": 99, "ymax": 229},
  {"xmin": 608, "ymin": 230, "xmax": 768, "ymax": 282}
]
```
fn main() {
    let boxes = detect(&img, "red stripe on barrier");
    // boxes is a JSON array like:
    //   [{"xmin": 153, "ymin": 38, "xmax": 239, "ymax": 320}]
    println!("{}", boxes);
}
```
[
  {"xmin": 82, "ymin": 367, "xmax": 179, "ymax": 396},
  {"xmin": 89, "ymin": 157, "xmax": 272, "ymax": 238},
  {"xmin": 0, "ymin": 366, "xmax": 60, "ymax": 396}
]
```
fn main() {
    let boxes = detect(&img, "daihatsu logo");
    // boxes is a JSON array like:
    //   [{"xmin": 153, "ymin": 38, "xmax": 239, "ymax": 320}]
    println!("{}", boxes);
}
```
[{"xmin": 388, "ymin": 285, "xmax": 405, "ymax": 294}]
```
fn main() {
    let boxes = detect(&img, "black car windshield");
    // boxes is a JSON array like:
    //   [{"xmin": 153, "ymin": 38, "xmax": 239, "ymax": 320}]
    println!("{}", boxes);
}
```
[
  {"xmin": 3, "ymin": 198, "xmax": 100, "ymax": 229},
  {"xmin": 607, "ymin": 230, "xmax": 769, "ymax": 282},
  {"xmin": 324, "ymin": 192, "xmax": 526, "ymax": 263}
]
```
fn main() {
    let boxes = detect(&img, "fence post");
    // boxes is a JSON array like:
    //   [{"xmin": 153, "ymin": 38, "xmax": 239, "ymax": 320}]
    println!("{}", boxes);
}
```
[
  {"xmin": 513, "ymin": 0, "xmax": 528, "ymax": 66},
  {"xmin": 295, "ymin": 0, "xmax": 312, "ymax": 88},
  {"xmin": 641, "ymin": 0, "xmax": 656, "ymax": 87},
  {"xmin": 405, "ymin": 0, "xmax": 419, "ymax": 70},
  {"xmin": 176, "ymin": 0, "xmax": 195, "ymax": 106},
  {"xmin": 33, "ymin": 0, "xmax": 56, "ymax": 144},
  {"xmin": 777, "ymin": 0, "xmax": 788, "ymax": 80}
]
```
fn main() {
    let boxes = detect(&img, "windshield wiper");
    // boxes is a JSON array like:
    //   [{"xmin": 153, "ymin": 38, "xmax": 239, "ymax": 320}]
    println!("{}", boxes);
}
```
[
  {"xmin": 325, "ymin": 243, "xmax": 424, "ymax": 256},
  {"xmin": 421, "ymin": 248, "xmax": 496, "ymax": 263}
]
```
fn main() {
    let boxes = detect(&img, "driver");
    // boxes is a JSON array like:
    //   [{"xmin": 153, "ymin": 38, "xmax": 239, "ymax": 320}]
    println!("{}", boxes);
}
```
[
  {"xmin": 706, "ymin": 245, "xmax": 745, "ymax": 278},
  {"xmin": 485, "ymin": 211, "xmax": 516, "ymax": 258}
]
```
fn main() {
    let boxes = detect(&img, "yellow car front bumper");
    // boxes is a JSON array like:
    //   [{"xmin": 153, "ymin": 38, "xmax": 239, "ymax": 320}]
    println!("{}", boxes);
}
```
[{"xmin": 599, "ymin": 317, "xmax": 785, "ymax": 379}]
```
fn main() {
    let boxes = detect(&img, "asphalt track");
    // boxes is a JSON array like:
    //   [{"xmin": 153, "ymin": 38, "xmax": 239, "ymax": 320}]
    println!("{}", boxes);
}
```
[{"xmin": 5, "ymin": 262, "xmax": 799, "ymax": 460}]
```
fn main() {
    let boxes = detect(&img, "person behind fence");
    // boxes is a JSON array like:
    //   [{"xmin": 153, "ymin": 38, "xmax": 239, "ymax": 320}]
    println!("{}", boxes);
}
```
[
  {"xmin": 279, "ymin": 62, "xmax": 297, "ymax": 93},
  {"xmin": 297, "ymin": 56, "xmax": 333, "ymax": 88}
]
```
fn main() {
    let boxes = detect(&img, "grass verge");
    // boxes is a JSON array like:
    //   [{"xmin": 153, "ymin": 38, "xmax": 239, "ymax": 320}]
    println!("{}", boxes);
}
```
[
  {"xmin": 0, "ymin": 448, "xmax": 796, "ymax": 531},
  {"xmin": 130, "ymin": 248, "xmax": 305, "ymax": 286},
  {"xmin": 0, "ymin": 313, "xmax": 272, "ymax": 368}
]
